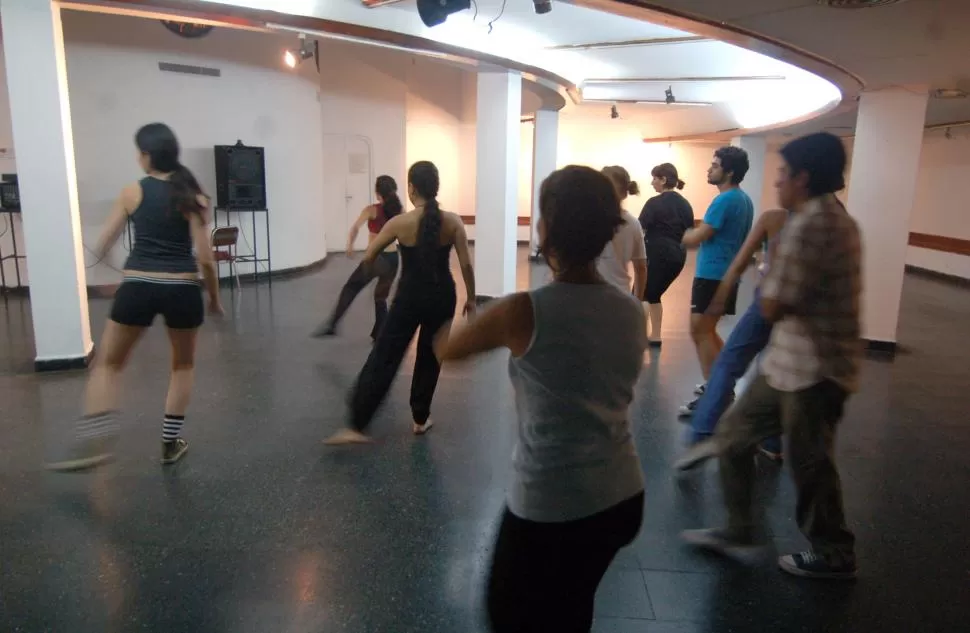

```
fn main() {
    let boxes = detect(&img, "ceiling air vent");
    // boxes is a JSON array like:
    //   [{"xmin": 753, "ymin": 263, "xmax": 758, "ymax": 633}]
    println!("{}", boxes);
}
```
[{"xmin": 817, "ymin": 0, "xmax": 907, "ymax": 7}]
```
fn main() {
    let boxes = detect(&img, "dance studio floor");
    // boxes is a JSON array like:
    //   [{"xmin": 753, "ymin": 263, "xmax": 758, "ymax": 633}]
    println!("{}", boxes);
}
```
[{"xmin": 1, "ymin": 248, "xmax": 968, "ymax": 632}]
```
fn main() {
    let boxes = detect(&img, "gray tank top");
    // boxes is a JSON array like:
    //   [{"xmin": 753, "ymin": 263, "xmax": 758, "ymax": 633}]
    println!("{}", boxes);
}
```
[
  {"xmin": 123, "ymin": 177, "xmax": 198, "ymax": 274},
  {"xmin": 507, "ymin": 281, "xmax": 646, "ymax": 523}
]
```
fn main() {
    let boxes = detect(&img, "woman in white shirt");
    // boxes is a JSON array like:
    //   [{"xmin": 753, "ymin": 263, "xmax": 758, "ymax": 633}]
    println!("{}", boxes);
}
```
[
  {"xmin": 597, "ymin": 165, "xmax": 647, "ymax": 298},
  {"xmin": 435, "ymin": 165, "xmax": 646, "ymax": 633}
]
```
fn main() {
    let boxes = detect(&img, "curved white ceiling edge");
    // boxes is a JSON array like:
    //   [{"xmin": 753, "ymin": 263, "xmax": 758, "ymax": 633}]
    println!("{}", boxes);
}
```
[{"xmin": 193, "ymin": 0, "xmax": 843, "ymax": 134}]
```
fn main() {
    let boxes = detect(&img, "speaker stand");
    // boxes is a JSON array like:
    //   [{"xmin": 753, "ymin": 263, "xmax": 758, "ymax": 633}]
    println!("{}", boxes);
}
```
[{"xmin": 214, "ymin": 207, "xmax": 272, "ymax": 285}]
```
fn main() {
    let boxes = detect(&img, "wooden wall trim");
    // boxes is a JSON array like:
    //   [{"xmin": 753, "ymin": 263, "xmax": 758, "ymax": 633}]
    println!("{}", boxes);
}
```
[
  {"xmin": 908, "ymin": 233, "xmax": 970, "ymax": 256},
  {"xmin": 460, "ymin": 215, "xmax": 531, "ymax": 227}
]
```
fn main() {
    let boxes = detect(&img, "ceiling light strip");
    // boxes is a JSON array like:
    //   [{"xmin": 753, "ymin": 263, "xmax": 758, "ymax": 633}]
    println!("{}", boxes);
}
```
[
  {"xmin": 583, "ymin": 75, "xmax": 786, "ymax": 85},
  {"xmin": 265, "ymin": 21, "xmax": 466, "ymax": 64},
  {"xmin": 583, "ymin": 98, "xmax": 713, "ymax": 107}
]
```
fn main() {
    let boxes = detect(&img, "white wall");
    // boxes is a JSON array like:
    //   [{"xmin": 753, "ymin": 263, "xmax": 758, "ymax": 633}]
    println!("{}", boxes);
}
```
[{"xmin": 0, "ymin": 11, "xmax": 327, "ymax": 287}]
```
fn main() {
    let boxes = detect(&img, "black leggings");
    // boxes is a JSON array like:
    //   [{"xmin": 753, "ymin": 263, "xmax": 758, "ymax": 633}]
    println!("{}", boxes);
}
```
[
  {"xmin": 486, "ymin": 492, "xmax": 644, "ymax": 633},
  {"xmin": 644, "ymin": 241, "xmax": 686, "ymax": 304},
  {"xmin": 348, "ymin": 284, "xmax": 456, "ymax": 430},
  {"xmin": 324, "ymin": 252, "xmax": 399, "ymax": 338}
]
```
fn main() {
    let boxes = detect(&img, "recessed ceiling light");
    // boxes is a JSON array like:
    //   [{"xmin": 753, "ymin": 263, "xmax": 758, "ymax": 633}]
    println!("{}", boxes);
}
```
[
  {"xmin": 931, "ymin": 88, "xmax": 968, "ymax": 100},
  {"xmin": 817, "ymin": 0, "xmax": 908, "ymax": 7}
]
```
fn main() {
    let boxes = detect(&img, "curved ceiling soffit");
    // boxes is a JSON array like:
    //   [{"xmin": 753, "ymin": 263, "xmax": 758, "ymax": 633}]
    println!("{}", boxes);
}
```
[
  {"xmin": 61, "ymin": 0, "xmax": 571, "ymax": 112},
  {"xmin": 575, "ymin": 0, "xmax": 866, "ymax": 141}
]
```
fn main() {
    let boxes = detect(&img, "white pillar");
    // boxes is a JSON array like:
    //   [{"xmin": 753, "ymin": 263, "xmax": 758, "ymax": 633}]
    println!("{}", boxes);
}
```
[
  {"xmin": 2, "ymin": 0, "xmax": 93, "ymax": 370},
  {"xmin": 474, "ymin": 70, "xmax": 521, "ymax": 299},
  {"xmin": 845, "ymin": 87, "xmax": 928, "ymax": 346},
  {"xmin": 732, "ymin": 135, "xmax": 768, "ymax": 215},
  {"xmin": 530, "ymin": 109, "xmax": 558, "ymax": 256}
]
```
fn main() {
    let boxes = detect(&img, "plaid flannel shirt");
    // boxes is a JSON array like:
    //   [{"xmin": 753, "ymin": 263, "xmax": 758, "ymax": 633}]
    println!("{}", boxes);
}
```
[{"xmin": 760, "ymin": 194, "xmax": 863, "ymax": 393}]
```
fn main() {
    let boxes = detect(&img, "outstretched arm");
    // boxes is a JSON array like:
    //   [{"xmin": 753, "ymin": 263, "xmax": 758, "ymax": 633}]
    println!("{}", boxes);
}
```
[
  {"xmin": 94, "ymin": 184, "xmax": 140, "ymax": 260},
  {"xmin": 434, "ymin": 292, "xmax": 533, "ymax": 364},
  {"xmin": 346, "ymin": 206, "xmax": 373, "ymax": 255},
  {"xmin": 705, "ymin": 211, "xmax": 775, "ymax": 316}
]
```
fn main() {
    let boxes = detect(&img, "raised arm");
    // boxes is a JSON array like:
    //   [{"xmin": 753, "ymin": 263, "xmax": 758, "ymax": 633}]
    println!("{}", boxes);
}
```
[
  {"xmin": 451, "ymin": 215, "xmax": 477, "ymax": 316},
  {"xmin": 705, "ymin": 210, "xmax": 777, "ymax": 316},
  {"xmin": 363, "ymin": 215, "xmax": 401, "ymax": 263},
  {"xmin": 346, "ymin": 205, "xmax": 373, "ymax": 256}
]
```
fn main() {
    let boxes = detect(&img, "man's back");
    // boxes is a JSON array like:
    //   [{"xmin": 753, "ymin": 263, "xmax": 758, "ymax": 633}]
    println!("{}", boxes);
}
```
[{"xmin": 696, "ymin": 188, "xmax": 754, "ymax": 280}]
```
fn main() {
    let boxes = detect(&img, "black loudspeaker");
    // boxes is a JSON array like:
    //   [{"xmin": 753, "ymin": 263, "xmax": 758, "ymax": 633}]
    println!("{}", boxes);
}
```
[
  {"xmin": 0, "ymin": 174, "xmax": 19, "ymax": 211},
  {"xmin": 214, "ymin": 143, "xmax": 266, "ymax": 210}
]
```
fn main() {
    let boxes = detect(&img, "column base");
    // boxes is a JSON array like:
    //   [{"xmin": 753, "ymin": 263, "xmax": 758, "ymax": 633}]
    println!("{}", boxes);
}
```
[
  {"xmin": 864, "ymin": 339, "xmax": 897, "ymax": 358},
  {"xmin": 35, "ymin": 347, "xmax": 95, "ymax": 372}
]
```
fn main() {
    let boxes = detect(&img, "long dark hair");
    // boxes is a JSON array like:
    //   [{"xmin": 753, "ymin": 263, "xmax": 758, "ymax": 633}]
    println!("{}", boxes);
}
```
[
  {"xmin": 407, "ymin": 161, "xmax": 442, "ymax": 273},
  {"xmin": 135, "ymin": 123, "xmax": 207, "ymax": 217},
  {"xmin": 375, "ymin": 175, "xmax": 403, "ymax": 220}
]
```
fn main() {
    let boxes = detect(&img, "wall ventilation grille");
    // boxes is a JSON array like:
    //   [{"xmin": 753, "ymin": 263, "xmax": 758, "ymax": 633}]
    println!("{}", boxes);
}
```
[
  {"xmin": 817, "ymin": 0, "xmax": 908, "ymax": 8},
  {"xmin": 158, "ymin": 62, "xmax": 221, "ymax": 77}
]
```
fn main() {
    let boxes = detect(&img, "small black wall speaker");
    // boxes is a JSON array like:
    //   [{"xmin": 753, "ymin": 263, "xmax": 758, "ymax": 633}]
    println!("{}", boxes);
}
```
[{"xmin": 214, "ymin": 143, "xmax": 266, "ymax": 210}]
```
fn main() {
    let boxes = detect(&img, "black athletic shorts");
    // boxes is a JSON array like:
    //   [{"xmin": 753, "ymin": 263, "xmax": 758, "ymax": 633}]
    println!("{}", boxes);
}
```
[
  {"xmin": 691, "ymin": 277, "xmax": 738, "ymax": 315},
  {"xmin": 110, "ymin": 278, "xmax": 204, "ymax": 329}
]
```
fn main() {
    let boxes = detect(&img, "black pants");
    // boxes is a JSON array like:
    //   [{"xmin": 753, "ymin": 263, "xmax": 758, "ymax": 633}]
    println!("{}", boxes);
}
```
[
  {"xmin": 644, "ymin": 240, "xmax": 686, "ymax": 304},
  {"xmin": 348, "ymin": 283, "xmax": 456, "ymax": 430},
  {"xmin": 486, "ymin": 492, "xmax": 644, "ymax": 633},
  {"xmin": 325, "ymin": 252, "xmax": 399, "ymax": 338}
]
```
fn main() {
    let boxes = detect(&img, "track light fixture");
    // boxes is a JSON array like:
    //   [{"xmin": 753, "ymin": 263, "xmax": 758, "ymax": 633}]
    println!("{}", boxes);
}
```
[
  {"xmin": 610, "ymin": 104, "xmax": 619, "ymax": 119},
  {"xmin": 416, "ymin": 0, "xmax": 471, "ymax": 28},
  {"xmin": 284, "ymin": 34, "xmax": 318, "ymax": 71},
  {"xmin": 664, "ymin": 86, "xmax": 676, "ymax": 104},
  {"xmin": 533, "ymin": 0, "xmax": 553, "ymax": 14}
]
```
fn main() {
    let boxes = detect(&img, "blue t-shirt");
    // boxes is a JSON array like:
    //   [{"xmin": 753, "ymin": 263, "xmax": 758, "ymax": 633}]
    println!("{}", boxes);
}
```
[{"xmin": 696, "ymin": 188, "xmax": 754, "ymax": 280}]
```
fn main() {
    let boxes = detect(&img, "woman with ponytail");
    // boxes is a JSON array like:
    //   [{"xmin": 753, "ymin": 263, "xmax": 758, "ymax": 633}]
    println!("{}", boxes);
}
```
[
  {"xmin": 598, "ymin": 166, "xmax": 647, "ymax": 298},
  {"xmin": 48, "ymin": 123, "xmax": 222, "ymax": 471},
  {"xmin": 325, "ymin": 160, "xmax": 476, "ymax": 445},
  {"xmin": 639, "ymin": 162, "xmax": 695, "ymax": 346},
  {"xmin": 312, "ymin": 175, "xmax": 402, "ymax": 340}
]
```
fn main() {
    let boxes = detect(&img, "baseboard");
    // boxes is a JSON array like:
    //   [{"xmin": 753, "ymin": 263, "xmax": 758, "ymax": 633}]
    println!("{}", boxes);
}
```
[
  {"xmin": 35, "ymin": 346, "xmax": 95, "ymax": 372},
  {"xmin": 904, "ymin": 264, "xmax": 970, "ymax": 287},
  {"xmin": 83, "ymin": 256, "xmax": 331, "ymax": 298},
  {"xmin": 864, "ymin": 339, "xmax": 897, "ymax": 358}
]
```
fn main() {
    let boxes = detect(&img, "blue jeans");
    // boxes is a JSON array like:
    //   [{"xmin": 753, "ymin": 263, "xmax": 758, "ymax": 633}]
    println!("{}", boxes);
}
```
[{"xmin": 689, "ymin": 293, "xmax": 782, "ymax": 454}]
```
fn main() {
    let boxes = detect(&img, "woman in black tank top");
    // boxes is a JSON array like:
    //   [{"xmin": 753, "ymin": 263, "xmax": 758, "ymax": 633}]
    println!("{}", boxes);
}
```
[
  {"xmin": 325, "ymin": 161, "xmax": 476, "ymax": 445},
  {"xmin": 311, "ymin": 176, "xmax": 402, "ymax": 340},
  {"xmin": 47, "ymin": 123, "xmax": 221, "ymax": 472}
]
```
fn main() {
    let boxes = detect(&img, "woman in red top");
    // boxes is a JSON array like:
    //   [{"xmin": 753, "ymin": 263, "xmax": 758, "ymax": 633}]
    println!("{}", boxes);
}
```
[{"xmin": 313, "ymin": 175, "xmax": 402, "ymax": 340}]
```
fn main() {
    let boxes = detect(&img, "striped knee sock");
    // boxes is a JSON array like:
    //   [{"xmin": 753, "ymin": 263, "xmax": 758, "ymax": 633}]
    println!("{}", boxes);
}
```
[
  {"xmin": 162, "ymin": 414, "xmax": 185, "ymax": 443},
  {"xmin": 76, "ymin": 411, "xmax": 118, "ymax": 439}
]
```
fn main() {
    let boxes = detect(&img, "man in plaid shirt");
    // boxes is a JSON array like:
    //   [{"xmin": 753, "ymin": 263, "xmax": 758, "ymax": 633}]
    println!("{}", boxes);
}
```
[{"xmin": 682, "ymin": 132, "xmax": 862, "ymax": 580}]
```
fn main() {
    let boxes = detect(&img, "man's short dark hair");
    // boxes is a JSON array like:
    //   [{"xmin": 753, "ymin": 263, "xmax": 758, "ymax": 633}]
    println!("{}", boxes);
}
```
[
  {"xmin": 714, "ymin": 146, "xmax": 750, "ymax": 185},
  {"xmin": 779, "ymin": 132, "xmax": 847, "ymax": 197}
]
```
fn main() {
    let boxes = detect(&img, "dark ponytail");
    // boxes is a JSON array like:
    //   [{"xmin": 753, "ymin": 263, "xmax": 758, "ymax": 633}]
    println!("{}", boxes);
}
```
[
  {"xmin": 407, "ymin": 161, "xmax": 442, "ymax": 275},
  {"xmin": 652, "ymin": 162, "xmax": 685, "ymax": 191},
  {"xmin": 601, "ymin": 165, "xmax": 637, "ymax": 200},
  {"xmin": 375, "ymin": 175, "xmax": 402, "ymax": 220},
  {"xmin": 135, "ymin": 123, "xmax": 207, "ymax": 217}
]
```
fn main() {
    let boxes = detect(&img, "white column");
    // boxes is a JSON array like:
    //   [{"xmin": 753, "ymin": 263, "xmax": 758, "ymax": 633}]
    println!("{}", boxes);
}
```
[
  {"xmin": 845, "ymin": 87, "xmax": 928, "ymax": 346},
  {"xmin": 474, "ymin": 70, "xmax": 521, "ymax": 299},
  {"xmin": 2, "ymin": 0, "xmax": 93, "ymax": 370},
  {"xmin": 732, "ymin": 135, "xmax": 768, "ymax": 215},
  {"xmin": 530, "ymin": 109, "xmax": 558, "ymax": 256}
]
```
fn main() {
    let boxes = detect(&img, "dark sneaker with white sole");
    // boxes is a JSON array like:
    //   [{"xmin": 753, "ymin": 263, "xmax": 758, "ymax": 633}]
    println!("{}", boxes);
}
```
[
  {"xmin": 681, "ymin": 528, "xmax": 766, "ymax": 563},
  {"xmin": 779, "ymin": 551, "xmax": 857, "ymax": 580},
  {"xmin": 678, "ymin": 396, "xmax": 700, "ymax": 418},
  {"xmin": 161, "ymin": 438, "xmax": 189, "ymax": 465}
]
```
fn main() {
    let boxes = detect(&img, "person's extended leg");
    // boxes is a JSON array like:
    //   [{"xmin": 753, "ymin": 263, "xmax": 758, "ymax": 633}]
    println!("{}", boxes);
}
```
[
  {"xmin": 325, "ymin": 297, "xmax": 420, "ymax": 444},
  {"xmin": 778, "ymin": 380, "xmax": 856, "ymax": 579},
  {"xmin": 162, "ymin": 326, "xmax": 199, "ymax": 464},
  {"xmin": 681, "ymin": 374, "xmax": 782, "ymax": 556},
  {"xmin": 409, "ymin": 292, "xmax": 456, "ymax": 433},
  {"xmin": 313, "ymin": 261, "xmax": 377, "ymax": 337},
  {"xmin": 647, "ymin": 302, "xmax": 663, "ymax": 342},
  {"xmin": 690, "ymin": 312, "xmax": 722, "ymax": 380},
  {"xmin": 370, "ymin": 252, "xmax": 398, "ymax": 341}
]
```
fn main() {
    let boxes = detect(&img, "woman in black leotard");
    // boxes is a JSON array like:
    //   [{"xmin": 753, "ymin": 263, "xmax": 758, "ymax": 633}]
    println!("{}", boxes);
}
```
[
  {"xmin": 312, "ymin": 175, "xmax": 402, "ymax": 340},
  {"xmin": 639, "ymin": 162, "xmax": 695, "ymax": 346},
  {"xmin": 324, "ymin": 161, "xmax": 476, "ymax": 445}
]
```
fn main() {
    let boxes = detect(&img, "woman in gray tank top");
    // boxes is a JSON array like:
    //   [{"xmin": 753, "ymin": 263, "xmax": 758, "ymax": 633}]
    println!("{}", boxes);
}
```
[{"xmin": 435, "ymin": 166, "xmax": 646, "ymax": 633}]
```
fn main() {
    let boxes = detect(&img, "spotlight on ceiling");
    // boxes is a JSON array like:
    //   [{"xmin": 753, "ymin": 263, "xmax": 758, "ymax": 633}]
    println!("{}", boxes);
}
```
[
  {"xmin": 284, "ymin": 34, "xmax": 317, "ymax": 71},
  {"xmin": 610, "ymin": 104, "xmax": 619, "ymax": 119},
  {"xmin": 533, "ymin": 0, "xmax": 553, "ymax": 14},
  {"xmin": 931, "ymin": 88, "xmax": 968, "ymax": 100},
  {"xmin": 416, "ymin": 0, "xmax": 471, "ymax": 28},
  {"xmin": 664, "ymin": 86, "xmax": 676, "ymax": 104}
]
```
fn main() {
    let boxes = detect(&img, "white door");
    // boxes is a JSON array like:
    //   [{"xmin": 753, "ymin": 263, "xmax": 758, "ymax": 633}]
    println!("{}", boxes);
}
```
[{"xmin": 322, "ymin": 134, "xmax": 373, "ymax": 253}]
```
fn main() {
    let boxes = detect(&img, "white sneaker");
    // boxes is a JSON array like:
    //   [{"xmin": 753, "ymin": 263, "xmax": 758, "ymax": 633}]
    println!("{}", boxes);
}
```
[{"xmin": 694, "ymin": 383, "xmax": 707, "ymax": 396}]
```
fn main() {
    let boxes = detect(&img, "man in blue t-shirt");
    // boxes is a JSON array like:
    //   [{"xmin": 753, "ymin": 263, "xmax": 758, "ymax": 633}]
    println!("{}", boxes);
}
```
[{"xmin": 680, "ymin": 146, "xmax": 754, "ymax": 414}]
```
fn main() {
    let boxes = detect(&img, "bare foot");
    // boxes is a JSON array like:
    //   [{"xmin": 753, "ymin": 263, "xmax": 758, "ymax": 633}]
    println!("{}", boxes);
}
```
[
  {"xmin": 412, "ymin": 420, "xmax": 434, "ymax": 436},
  {"xmin": 323, "ymin": 429, "xmax": 373, "ymax": 446}
]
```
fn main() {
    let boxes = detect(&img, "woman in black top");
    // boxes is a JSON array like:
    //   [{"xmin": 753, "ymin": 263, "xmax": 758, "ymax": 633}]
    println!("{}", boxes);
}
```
[
  {"xmin": 639, "ymin": 163, "xmax": 694, "ymax": 346},
  {"xmin": 47, "ymin": 123, "xmax": 222, "ymax": 471}
]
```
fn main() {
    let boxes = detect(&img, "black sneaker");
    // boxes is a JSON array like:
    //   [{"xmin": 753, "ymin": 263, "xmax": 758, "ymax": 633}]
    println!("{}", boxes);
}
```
[
  {"xmin": 161, "ymin": 438, "xmax": 189, "ymax": 465},
  {"xmin": 311, "ymin": 324, "xmax": 337, "ymax": 338},
  {"xmin": 678, "ymin": 396, "xmax": 700, "ymax": 418},
  {"xmin": 779, "ymin": 551, "xmax": 857, "ymax": 580}
]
